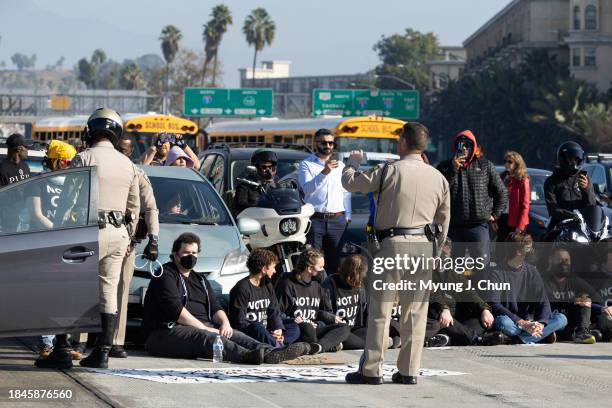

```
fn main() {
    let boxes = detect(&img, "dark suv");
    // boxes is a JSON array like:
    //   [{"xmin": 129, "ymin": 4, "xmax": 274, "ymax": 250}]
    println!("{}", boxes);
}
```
[{"xmin": 198, "ymin": 143, "xmax": 311, "ymax": 211}]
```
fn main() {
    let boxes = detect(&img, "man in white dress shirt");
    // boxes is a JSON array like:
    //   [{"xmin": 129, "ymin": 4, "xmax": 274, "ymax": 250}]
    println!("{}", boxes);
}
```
[{"xmin": 298, "ymin": 129, "xmax": 351, "ymax": 276}]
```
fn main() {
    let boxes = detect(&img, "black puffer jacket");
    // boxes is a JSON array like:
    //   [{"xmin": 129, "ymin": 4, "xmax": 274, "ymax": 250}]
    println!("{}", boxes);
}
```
[{"xmin": 437, "ymin": 156, "xmax": 507, "ymax": 227}]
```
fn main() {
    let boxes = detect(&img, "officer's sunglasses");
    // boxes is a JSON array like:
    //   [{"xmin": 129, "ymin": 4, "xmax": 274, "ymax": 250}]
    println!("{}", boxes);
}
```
[{"xmin": 259, "ymin": 164, "xmax": 276, "ymax": 170}]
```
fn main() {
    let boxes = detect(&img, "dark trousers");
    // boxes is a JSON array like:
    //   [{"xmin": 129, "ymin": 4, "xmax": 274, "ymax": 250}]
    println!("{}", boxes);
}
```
[
  {"xmin": 241, "ymin": 321, "xmax": 301, "ymax": 347},
  {"xmin": 343, "ymin": 326, "xmax": 368, "ymax": 350},
  {"xmin": 426, "ymin": 308, "xmax": 486, "ymax": 345},
  {"xmin": 389, "ymin": 319, "xmax": 401, "ymax": 339},
  {"xmin": 557, "ymin": 305, "xmax": 591, "ymax": 340},
  {"xmin": 307, "ymin": 215, "xmax": 347, "ymax": 274},
  {"xmin": 298, "ymin": 322, "xmax": 350, "ymax": 352},
  {"xmin": 496, "ymin": 214, "xmax": 511, "ymax": 243},
  {"xmin": 449, "ymin": 223, "xmax": 491, "ymax": 266},
  {"xmin": 145, "ymin": 324, "xmax": 269, "ymax": 363}
]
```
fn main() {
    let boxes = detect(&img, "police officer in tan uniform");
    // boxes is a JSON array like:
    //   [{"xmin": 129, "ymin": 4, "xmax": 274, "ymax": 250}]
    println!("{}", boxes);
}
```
[
  {"xmin": 342, "ymin": 122, "xmax": 450, "ymax": 385},
  {"xmin": 72, "ymin": 108, "xmax": 141, "ymax": 369},
  {"xmin": 111, "ymin": 137, "xmax": 160, "ymax": 358}
]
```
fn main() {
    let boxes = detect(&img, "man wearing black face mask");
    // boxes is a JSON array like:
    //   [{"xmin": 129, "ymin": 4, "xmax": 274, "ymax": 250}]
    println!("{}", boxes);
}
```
[
  {"xmin": 544, "ymin": 141, "xmax": 597, "ymax": 232},
  {"xmin": 543, "ymin": 247, "xmax": 605, "ymax": 344},
  {"xmin": 143, "ymin": 233, "xmax": 309, "ymax": 364},
  {"xmin": 234, "ymin": 150, "xmax": 279, "ymax": 215}
]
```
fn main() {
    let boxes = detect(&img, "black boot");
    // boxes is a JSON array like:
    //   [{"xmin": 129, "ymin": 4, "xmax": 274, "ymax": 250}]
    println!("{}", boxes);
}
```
[
  {"xmin": 110, "ymin": 345, "xmax": 128, "ymax": 358},
  {"xmin": 80, "ymin": 314, "xmax": 117, "ymax": 369},
  {"xmin": 263, "ymin": 342, "xmax": 310, "ymax": 364},
  {"xmin": 35, "ymin": 334, "xmax": 72, "ymax": 370}
]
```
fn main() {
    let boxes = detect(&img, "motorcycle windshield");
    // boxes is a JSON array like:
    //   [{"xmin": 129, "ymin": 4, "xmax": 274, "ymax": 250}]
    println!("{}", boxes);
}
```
[
  {"xmin": 580, "ymin": 205, "xmax": 605, "ymax": 232},
  {"xmin": 257, "ymin": 188, "xmax": 302, "ymax": 215}
]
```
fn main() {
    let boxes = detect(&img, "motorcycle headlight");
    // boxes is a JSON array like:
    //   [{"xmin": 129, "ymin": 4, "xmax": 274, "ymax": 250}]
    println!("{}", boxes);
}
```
[
  {"xmin": 220, "ymin": 248, "xmax": 249, "ymax": 275},
  {"xmin": 280, "ymin": 218, "xmax": 299, "ymax": 237}
]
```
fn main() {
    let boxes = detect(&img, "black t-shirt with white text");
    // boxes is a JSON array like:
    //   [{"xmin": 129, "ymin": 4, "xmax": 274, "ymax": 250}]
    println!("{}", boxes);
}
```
[
  {"xmin": 276, "ymin": 272, "xmax": 336, "ymax": 324},
  {"xmin": 544, "ymin": 275, "xmax": 602, "ymax": 314},
  {"xmin": 0, "ymin": 159, "xmax": 30, "ymax": 187},
  {"xmin": 322, "ymin": 274, "xmax": 366, "ymax": 327},
  {"xmin": 229, "ymin": 276, "xmax": 284, "ymax": 330}
]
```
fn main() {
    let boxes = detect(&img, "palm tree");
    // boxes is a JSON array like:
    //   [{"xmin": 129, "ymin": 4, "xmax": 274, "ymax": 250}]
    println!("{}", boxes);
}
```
[
  {"xmin": 120, "ymin": 63, "xmax": 144, "ymax": 90},
  {"xmin": 202, "ymin": 4, "xmax": 233, "ymax": 86},
  {"xmin": 159, "ymin": 25, "xmax": 182, "ymax": 94},
  {"xmin": 243, "ymin": 8, "xmax": 275, "ymax": 88}
]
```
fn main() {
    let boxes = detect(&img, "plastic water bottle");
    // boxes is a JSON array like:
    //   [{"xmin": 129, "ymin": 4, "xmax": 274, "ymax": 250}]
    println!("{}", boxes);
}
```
[{"xmin": 213, "ymin": 335, "xmax": 224, "ymax": 363}]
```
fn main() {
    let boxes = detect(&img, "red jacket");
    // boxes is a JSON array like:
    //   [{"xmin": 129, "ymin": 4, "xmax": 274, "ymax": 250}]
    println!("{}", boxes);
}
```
[{"xmin": 504, "ymin": 175, "xmax": 530, "ymax": 230}]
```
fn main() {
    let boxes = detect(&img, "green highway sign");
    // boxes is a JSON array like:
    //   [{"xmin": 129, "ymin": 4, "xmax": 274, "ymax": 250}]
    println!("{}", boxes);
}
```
[
  {"xmin": 312, "ymin": 89, "xmax": 419, "ymax": 119},
  {"xmin": 183, "ymin": 88, "xmax": 273, "ymax": 117}
]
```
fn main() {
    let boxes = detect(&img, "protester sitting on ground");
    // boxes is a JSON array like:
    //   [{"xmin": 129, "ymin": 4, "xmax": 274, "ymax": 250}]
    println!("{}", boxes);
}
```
[
  {"xmin": 544, "ymin": 246, "xmax": 612, "ymax": 344},
  {"xmin": 229, "ymin": 249, "xmax": 301, "ymax": 347},
  {"xmin": 143, "ymin": 232, "xmax": 309, "ymax": 364},
  {"xmin": 165, "ymin": 146, "xmax": 194, "ymax": 168},
  {"xmin": 276, "ymin": 249, "xmax": 351, "ymax": 354},
  {"xmin": 591, "ymin": 242, "xmax": 612, "ymax": 340},
  {"xmin": 322, "ymin": 255, "xmax": 394, "ymax": 350},
  {"xmin": 425, "ymin": 238, "xmax": 501, "ymax": 347},
  {"xmin": 486, "ymin": 232, "xmax": 568, "ymax": 344}
]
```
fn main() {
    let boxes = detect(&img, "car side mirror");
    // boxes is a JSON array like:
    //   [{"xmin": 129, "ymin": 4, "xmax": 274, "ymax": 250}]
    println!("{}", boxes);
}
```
[
  {"xmin": 246, "ymin": 165, "xmax": 257, "ymax": 176},
  {"xmin": 237, "ymin": 217, "xmax": 261, "ymax": 236}
]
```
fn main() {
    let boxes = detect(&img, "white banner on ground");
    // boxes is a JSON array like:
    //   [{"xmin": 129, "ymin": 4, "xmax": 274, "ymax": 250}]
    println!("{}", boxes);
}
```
[{"xmin": 80, "ymin": 364, "xmax": 468, "ymax": 384}]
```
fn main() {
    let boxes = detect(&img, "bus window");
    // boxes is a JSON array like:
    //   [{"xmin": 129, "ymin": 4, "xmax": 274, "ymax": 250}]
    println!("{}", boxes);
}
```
[
  {"xmin": 258, "ymin": 136, "xmax": 264, "ymax": 143},
  {"xmin": 274, "ymin": 135, "xmax": 282, "ymax": 143},
  {"xmin": 284, "ymin": 136, "xmax": 293, "ymax": 143},
  {"xmin": 240, "ymin": 136, "xmax": 247, "ymax": 142},
  {"xmin": 248, "ymin": 136, "xmax": 256, "ymax": 143},
  {"xmin": 304, "ymin": 135, "xmax": 313, "ymax": 146}
]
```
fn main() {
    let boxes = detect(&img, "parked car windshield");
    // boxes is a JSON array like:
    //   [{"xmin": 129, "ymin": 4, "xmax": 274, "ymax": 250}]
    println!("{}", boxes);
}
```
[
  {"xmin": 529, "ymin": 173, "xmax": 548, "ymax": 206},
  {"xmin": 231, "ymin": 158, "xmax": 303, "ymax": 187},
  {"xmin": 149, "ymin": 176, "xmax": 232, "ymax": 226}
]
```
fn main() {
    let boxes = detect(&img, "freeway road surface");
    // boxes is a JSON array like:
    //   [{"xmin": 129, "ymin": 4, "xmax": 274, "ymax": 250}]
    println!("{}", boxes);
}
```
[{"xmin": 1, "ymin": 337, "xmax": 611, "ymax": 407}]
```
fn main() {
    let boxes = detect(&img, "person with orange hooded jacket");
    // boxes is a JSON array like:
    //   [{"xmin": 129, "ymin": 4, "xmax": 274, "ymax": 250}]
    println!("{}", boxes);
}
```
[{"xmin": 436, "ymin": 130, "xmax": 507, "ymax": 266}]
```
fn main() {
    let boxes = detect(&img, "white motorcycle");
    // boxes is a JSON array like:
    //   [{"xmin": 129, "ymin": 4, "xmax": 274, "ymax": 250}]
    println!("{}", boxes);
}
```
[{"xmin": 236, "ymin": 174, "xmax": 314, "ymax": 274}]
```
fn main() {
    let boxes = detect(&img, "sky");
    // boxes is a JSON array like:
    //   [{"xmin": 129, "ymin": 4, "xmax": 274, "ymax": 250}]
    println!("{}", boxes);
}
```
[{"xmin": 0, "ymin": 0, "xmax": 511, "ymax": 87}]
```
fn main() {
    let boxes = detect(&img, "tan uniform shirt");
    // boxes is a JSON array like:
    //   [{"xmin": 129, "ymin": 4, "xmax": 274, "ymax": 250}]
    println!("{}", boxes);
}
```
[
  {"xmin": 341, "ymin": 154, "xmax": 450, "ymax": 243},
  {"xmin": 136, "ymin": 167, "xmax": 160, "ymax": 236},
  {"xmin": 72, "ymin": 140, "xmax": 140, "ymax": 223}
]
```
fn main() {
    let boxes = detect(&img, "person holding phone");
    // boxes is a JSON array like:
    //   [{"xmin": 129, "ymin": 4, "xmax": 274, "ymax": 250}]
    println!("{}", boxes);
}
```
[
  {"xmin": 543, "ymin": 141, "xmax": 597, "ymax": 232},
  {"xmin": 437, "ymin": 130, "xmax": 507, "ymax": 266},
  {"xmin": 298, "ymin": 128, "xmax": 352, "ymax": 276}
]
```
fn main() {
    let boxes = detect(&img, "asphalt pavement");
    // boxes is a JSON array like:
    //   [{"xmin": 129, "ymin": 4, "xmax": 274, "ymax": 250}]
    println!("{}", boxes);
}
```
[{"xmin": 1, "ymin": 337, "xmax": 611, "ymax": 408}]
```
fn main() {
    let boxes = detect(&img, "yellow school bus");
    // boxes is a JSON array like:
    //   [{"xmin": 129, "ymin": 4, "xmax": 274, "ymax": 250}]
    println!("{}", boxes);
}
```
[
  {"xmin": 204, "ymin": 116, "xmax": 405, "ymax": 154},
  {"xmin": 32, "ymin": 113, "xmax": 199, "ymax": 160}
]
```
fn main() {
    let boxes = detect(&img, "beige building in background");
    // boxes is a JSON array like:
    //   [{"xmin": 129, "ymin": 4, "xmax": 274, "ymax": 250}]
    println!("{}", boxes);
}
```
[
  {"xmin": 463, "ymin": 0, "xmax": 612, "ymax": 92},
  {"xmin": 426, "ymin": 46, "xmax": 466, "ymax": 90}
]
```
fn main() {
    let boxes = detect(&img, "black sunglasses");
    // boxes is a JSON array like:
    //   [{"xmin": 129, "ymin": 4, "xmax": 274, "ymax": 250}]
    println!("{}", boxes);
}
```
[
  {"xmin": 319, "ymin": 141, "xmax": 336, "ymax": 146},
  {"xmin": 505, "ymin": 160, "xmax": 514, "ymax": 164}
]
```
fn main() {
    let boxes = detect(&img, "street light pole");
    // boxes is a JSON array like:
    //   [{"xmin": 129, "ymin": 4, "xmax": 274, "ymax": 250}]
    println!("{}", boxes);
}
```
[{"xmin": 373, "ymin": 74, "xmax": 416, "ymax": 90}]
